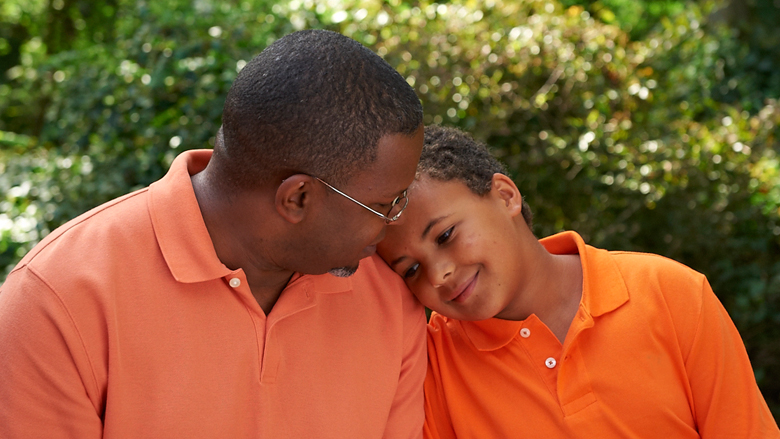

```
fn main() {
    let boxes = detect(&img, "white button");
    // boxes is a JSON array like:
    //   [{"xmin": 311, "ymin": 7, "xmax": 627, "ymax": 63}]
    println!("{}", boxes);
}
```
[
  {"xmin": 545, "ymin": 357, "xmax": 557, "ymax": 369},
  {"xmin": 520, "ymin": 328, "xmax": 531, "ymax": 338},
  {"xmin": 229, "ymin": 278, "xmax": 241, "ymax": 288}
]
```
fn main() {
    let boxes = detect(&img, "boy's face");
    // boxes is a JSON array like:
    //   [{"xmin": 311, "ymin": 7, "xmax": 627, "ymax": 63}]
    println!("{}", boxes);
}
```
[{"xmin": 377, "ymin": 174, "xmax": 530, "ymax": 321}]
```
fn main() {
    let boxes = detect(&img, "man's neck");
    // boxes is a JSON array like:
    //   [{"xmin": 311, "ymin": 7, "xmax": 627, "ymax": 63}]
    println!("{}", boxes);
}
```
[
  {"xmin": 245, "ymin": 271, "xmax": 296, "ymax": 315},
  {"xmin": 191, "ymin": 170, "xmax": 293, "ymax": 314}
]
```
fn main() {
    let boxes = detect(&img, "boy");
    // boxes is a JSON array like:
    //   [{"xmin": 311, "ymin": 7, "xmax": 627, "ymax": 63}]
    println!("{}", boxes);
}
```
[{"xmin": 377, "ymin": 125, "xmax": 779, "ymax": 438}]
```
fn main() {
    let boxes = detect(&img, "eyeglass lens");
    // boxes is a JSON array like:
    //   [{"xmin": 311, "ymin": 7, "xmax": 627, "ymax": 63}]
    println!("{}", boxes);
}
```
[{"xmin": 386, "ymin": 192, "xmax": 408, "ymax": 220}]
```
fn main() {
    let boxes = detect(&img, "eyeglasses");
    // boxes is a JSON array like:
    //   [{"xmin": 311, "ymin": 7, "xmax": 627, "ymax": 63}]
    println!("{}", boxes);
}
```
[{"xmin": 315, "ymin": 177, "xmax": 409, "ymax": 224}]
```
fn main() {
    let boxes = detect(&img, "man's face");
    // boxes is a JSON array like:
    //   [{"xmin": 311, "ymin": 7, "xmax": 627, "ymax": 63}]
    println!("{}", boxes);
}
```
[{"xmin": 304, "ymin": 126, "xmax": 424, "ymax": 276}]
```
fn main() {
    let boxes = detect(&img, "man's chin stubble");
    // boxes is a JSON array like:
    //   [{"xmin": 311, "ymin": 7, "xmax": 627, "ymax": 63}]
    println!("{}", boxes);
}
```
[{"xmin": 328, "ymin": 265, "xmax": 359, "ymax": 278}]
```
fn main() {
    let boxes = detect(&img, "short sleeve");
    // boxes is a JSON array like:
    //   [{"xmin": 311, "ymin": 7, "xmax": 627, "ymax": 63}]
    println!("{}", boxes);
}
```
[
  {"xmin": 684, "ymin": 278, "xmax": 780, "ymax": 438},
  {"xmin": 0, "ymin": 266, "xmax": 103, "ymax": 438}
]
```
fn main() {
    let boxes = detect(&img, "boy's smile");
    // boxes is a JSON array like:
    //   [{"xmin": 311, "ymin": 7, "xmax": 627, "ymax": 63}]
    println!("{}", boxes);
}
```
[
  {"xmin": 449, "ymin": 271, "xmax": 478, "ymax": 303},
  {"xmin": 378, "ymin": 174, "xmax": 533, "ymax": 321}
]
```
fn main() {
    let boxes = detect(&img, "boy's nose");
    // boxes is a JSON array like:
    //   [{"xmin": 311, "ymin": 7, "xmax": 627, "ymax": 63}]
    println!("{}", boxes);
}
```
[{"xmin": 429, "ymin": 260, "xmax": 454, "ymax": 288}]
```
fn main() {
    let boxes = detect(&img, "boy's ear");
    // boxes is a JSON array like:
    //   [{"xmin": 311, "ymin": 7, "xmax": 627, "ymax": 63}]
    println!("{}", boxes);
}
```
[
  {"xmin": 490, "ymin": 173, "xmax": 524, "ymax": 217},
  {"xmin": 275, "ymin": 174, "xmax": 315, "ymax": 224}
]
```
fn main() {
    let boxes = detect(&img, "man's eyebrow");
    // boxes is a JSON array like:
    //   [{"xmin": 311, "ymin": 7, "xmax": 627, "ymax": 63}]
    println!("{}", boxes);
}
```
[
  {"xmin": 388, "ymin": 186, "xmax": 409, "ymax": 201},
  {"xmin": 375, "ymin": 187, "xmax": 407, "ymax": 206}
]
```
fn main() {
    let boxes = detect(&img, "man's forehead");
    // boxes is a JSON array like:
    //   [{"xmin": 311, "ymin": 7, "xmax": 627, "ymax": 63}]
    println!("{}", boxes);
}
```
[{"xmin": 344, "ymin": 128, "xmax": 423, "ymax": 199}]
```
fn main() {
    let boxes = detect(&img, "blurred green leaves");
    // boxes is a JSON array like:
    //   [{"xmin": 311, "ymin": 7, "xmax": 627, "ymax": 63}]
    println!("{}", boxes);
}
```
[{"xmin": 1, "ymin": 0, "xmax": 779, "ymax": 417}]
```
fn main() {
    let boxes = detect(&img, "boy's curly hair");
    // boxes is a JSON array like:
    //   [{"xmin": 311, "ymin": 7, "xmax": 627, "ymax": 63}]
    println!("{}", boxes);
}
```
[{"xmin": 420, "ymin": 125, "xmax": 533, "ymax": 228}]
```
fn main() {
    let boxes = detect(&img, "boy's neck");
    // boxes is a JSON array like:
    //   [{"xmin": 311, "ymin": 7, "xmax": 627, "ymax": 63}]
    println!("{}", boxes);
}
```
[
  {"xmin": 494, "ymin": 228, "xmax": 584, "ymax": 341},
  {"xmin": 539, "ymin": 253, "xmax": 583, "ymax": 343}
]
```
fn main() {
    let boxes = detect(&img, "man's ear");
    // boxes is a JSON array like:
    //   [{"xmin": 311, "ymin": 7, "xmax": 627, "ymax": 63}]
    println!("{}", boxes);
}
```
[
  {"xmin": 275, "ymin": 174, "xmax": 316, "ymax": 224},
  {"xmin": 490, "ymin": 173, "xmax": 524, "ymax": 217}
]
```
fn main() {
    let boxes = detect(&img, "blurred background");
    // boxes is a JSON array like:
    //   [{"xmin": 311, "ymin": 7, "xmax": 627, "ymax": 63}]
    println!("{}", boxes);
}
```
[{"xmin": 1, "ymin": 0, "xmax": 778, "ymax": 419}]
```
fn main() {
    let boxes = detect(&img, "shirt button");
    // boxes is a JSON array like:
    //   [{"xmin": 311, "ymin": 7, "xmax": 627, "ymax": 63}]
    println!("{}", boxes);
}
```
[
  {"xmin": 545, "ymin": 357, "xmax": 557, "ymax": 369},
  {"xmin": 520, "ymin": 328, "xmax": 531, "ymax": 338},
  {"xmin": 229, "ymin": 278, "xmax": 241, "ymax": 288}
]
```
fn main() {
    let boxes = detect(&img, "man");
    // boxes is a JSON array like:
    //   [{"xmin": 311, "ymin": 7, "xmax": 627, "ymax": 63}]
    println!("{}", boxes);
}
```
[{"xmin": 0, "ymin": 30, "xmax": 426, "ymax": 438}]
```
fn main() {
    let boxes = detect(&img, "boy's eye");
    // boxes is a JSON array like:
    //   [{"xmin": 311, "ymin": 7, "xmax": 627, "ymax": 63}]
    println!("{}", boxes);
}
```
[
  {"xmin": 403, "ymin": 263, "xmax": 420, "ymax": 279},
  {"xmin": 436, "ymin": 226, "xmax": 454, "ymax": 245}
]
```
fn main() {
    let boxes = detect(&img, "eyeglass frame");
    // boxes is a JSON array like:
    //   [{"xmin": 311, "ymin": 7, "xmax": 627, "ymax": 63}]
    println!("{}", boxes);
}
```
[{"xmin": 314, "ymin": 177, "xmax": 409, "ymax": 224}]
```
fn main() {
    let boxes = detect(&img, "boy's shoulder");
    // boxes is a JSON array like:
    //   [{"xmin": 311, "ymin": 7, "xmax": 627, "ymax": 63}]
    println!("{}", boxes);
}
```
[
  {"xmin": 426, "ymin": 313, "xmax": 476, "ymax": 371},
  {"xmin": 604, "ymin": 249, "xmax": 706, "ymax": 288},
  {"xmin": 426, "ymin": 313, "xmax": 468, "ymax": 350},
  {"xmin": 596, "ymin": 249, "xmax": 711, "ymax": 337},
  {"xmin": 427, "ymin": 312, "xmax": 457, "ymax": 338}
]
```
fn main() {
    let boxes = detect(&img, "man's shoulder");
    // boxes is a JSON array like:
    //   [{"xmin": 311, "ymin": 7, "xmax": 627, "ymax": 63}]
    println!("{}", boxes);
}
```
[
  {"xmin": 325, "ymin": 254, "xmax": 423, "ymax": 320},
  {"xmin": 351, "ymin": 254, "xmax": 410, "ymax": 292},
  {"xmin": 10, "ymin": 188, "xmax": 153, "ymax": 278}
]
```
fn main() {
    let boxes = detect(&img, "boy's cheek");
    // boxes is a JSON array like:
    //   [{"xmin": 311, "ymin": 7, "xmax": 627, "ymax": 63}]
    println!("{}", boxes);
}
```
[{"xmin": 410, "ymin": 288, "xmax": 433, "ymax": 308}]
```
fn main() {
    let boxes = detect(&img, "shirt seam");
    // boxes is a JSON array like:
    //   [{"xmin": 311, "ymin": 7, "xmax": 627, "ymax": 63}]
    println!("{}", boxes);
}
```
[
  {"xmin": 10, "ymin": 190, "xmax": 149, "ymax": 276},
  {"xmin": 24, "ymin": 264, "xmax": 102, "ymax": 413},
  {"xmin": 680, "ymin": 275, "xmax": 707, "ymax": 425},
  {"xmin": 684, "ymin": 276, "xmax": 707, "ymax": 365}
]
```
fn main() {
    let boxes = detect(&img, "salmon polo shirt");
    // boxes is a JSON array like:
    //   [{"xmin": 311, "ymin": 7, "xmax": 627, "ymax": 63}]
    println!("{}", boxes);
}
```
[
  {"xmin": 0, "ymin": 150, "xmax": 427, "ymax": 439},
  {"xmin": 424, "ymin": 231, "xmax": 779, "ymax": 439}
]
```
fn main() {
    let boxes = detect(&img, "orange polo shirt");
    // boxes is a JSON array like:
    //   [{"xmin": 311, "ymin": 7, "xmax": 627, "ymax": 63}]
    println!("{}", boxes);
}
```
[
  {"xmin": 424, "ymin": 231, "xmax": 779, "ymax": 438},
  {"xmin": 0, "ymin": 150, "xmax": 427, "ymax": 439}
]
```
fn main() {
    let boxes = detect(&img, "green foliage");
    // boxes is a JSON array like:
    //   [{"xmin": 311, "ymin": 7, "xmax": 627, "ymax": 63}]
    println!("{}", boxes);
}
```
[
  {"xmin": 1, "ymin": 0, "xmax": 295, "ymax": 271},
  {"xmin": 560, "ymin": 0, "xmax": 688, "ymax": 40},
  {"xmin": 1, "ymin": 0, "xmax": 779, "ymax": 418},
  {"xmin": 714, "ymin": 0, "xmax": 780, "ymax": 113}
]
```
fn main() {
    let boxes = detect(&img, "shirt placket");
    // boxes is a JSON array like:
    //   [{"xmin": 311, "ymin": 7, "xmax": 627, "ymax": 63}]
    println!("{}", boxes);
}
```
[
  {"xmin": 257, "ymin": 280, "xmax": 315, "ymax": 384},
  {"xmin": 558, "ymin": 307, "xmax": 597, "ymax": 416},
  {"xmin": 222, "ymin": 271, "xmax": 315, "ymax": 384},
  {"xmin": 518, "ymin": 317, "xmax": 564, "ymax": 403}
]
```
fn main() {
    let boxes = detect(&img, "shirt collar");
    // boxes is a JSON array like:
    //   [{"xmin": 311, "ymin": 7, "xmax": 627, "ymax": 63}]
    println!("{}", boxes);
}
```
[
  {"xmin": 148, "ymin": 149, "xmax": 232, "ymax": 283},
  {"xmin": 545, "ymin": 231, "xmax": 629, "ymax": 318},
  {"xmin": 148, "ymin": 149, "xmax": 360, "ymax": 294},
  {"xmin": 288, "ymin": 270, "xmax": 354, "ymax": 295},
  {"xmin": 457, "ymin": 317, "xmax": 525, "ymax": 351},
  {"xmin": 460, "ymin": 231, "xmax": 629, "ymax": 351}
]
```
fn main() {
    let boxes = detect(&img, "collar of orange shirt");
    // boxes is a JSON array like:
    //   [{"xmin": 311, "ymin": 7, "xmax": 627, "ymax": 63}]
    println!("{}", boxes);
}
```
[{"xmin": 146, "ymin": 149, "xmax": 352, "ymax": 295}]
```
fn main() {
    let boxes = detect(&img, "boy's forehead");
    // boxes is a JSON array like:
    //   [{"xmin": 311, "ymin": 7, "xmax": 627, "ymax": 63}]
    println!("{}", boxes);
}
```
[
  {"xmin": 407, "ymin": 175, "xmax": 463, "ymax": 205},
  {"xmin": 387, "ymin": 178, "xmax": 461, "ymax": 237}
]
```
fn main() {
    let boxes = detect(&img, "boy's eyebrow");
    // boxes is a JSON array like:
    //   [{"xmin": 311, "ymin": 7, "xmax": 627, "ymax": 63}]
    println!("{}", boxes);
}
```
[
  {"xmin": 388, "ymin": 215, "xmax": 450, "ymax": 270},
  {"xmin": 422, "ymin": 215, "xmax": 448, "ymax": 239},
  {"xmin": 389, "ymin": 255, "xmax": 407, "ymax": 270}
]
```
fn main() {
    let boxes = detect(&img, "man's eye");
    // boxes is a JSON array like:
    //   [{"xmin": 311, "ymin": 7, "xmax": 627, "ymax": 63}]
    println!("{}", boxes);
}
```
[
  {"xmin": 403, "ymin": 263, "xmax": 420, "ymax": 279},
  {"xmin": 436, "ymin": 227, "xmax": 454, "ymax": 245}
]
